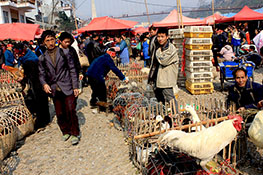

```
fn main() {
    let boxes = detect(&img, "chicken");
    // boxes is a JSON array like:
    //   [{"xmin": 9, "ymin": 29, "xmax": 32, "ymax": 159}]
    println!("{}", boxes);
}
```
[
  {"xmin": 184, "ymin": 104, "xmax": 206, "ymax": 131},
  {"xmin": 155, "ymin": 115, "xmax": 170, "ymax": 131},
  {"xmin": 248, "ymin": 110, "xmax": 263, "ymax": 148},
  {"xmin": 158, "ymin": 115, "xmax": 243, "ymax": 172}
]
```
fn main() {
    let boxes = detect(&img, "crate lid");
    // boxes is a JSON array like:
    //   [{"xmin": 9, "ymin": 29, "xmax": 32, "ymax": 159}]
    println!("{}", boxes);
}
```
[{"xmin": 184, "ymin": 26, "xmax": 213, "ymax": 33}]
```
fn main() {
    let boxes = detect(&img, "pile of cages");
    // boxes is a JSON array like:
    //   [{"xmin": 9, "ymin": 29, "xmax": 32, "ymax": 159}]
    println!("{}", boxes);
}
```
[
  {"xmin": 0, "ymin": 69, "xmax": 34, "ymax": 161},
  {"xmin": 128, "ymin": 98, "xmax": 244, "ymax": 175}
]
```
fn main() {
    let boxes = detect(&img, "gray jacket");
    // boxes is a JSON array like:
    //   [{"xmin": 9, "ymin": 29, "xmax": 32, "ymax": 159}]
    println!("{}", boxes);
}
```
[{"xmin": 38, "ymin": 47, "xmax": 79, "ymax": 97}]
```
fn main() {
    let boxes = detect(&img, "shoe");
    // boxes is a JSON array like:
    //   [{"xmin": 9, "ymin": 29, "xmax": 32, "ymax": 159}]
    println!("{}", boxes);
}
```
[
  {"xmin": 71, "ymin": 136, "xmax": 79, "ymax": 145},
  {"xmin": 62, "ymin": 134, "xmax": 70, "ymax": 141}
]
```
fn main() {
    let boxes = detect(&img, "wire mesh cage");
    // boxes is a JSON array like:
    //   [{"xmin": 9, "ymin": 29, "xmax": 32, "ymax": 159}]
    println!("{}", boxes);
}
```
[
  {"xmin": 0, "ymin": 112, "xmax": 17, "ymax": 161},
  {"xmin": 0, "ymin": 70, "xmax": 21, "ymax": 89},
  {"xmin": 2, "ymin": 105, "xmax": 34, "ymax": 140}
]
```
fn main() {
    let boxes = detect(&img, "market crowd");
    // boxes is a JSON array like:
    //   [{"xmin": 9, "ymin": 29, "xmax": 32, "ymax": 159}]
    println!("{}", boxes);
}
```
[{"xmin": 0, "ymin": 23, "xmax": 263, "ymax": 145}]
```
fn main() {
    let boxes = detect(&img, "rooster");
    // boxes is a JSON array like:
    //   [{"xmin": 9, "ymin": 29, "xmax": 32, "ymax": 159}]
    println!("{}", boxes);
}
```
[
  {"xmin": 158, "ymin": 115, "xmax": 243, "ymax": 172},
  {"xmin": 248, "ymin": 110, "xmax": 263, "ymax": 148}
]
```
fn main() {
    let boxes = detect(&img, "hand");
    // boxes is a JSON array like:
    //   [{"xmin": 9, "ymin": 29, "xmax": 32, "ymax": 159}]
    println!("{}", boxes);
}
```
[
  {"xmin": 73, "ymin": 89, "xmax": 79, "ymax": 97},
  {"xmin": 237, "ymin": 107, "xmax": 245, "ymax": 112},
  {"xmin": 257, "ymin": 100, "xmax": 263, "ymax": 108},
  {"xmin": 79, "ymin": 74, "xmax": 83, "ymax": 81},
  {"xmin": 43, "ymin": 84, "xmax": 52, "ymax": 94}
]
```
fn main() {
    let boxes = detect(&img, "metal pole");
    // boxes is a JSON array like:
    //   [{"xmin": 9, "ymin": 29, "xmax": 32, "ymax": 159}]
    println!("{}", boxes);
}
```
[{"xmin": 144, "ymin": 0, "xmax": 151, "ymax": 24}]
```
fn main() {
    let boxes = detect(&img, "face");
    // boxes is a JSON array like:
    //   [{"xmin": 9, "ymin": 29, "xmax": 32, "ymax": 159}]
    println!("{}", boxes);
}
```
[
  {"xmin": 114, "ymin": 37, "xmax": 121, "ymax": 43},
  {"xmin": 150, "ymin": 29, "xmax": 157, "ymax": 37},
  {"xmin": 157, "ymin": 33, "xmax": 168, "ymax": 46},
  {"xmin": 235, "ymin": 70, "xmax": 248, "ymax": 87},
  {"xmin": 60, "ymin": 38, "xmax": 71, "ymax": 49},
  {"xmin": 229, "ymin": 115, "xmax": 243, "ymax": 132},
  {"xmin": 44, "ymin": 36, "xmax": 56, "ymax": 50}
]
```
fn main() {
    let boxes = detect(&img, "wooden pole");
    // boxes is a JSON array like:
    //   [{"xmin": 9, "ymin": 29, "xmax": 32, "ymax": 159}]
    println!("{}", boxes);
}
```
[
  {"xmin": 72, "ymin": 3, "xmax": 78, "ymax": 31},
  {"xmin": 212, "ymin": 0, "xmax": 215, "ymax": 27},
  {"xmin": 144, "ymin": 0, "xmax": 151, "ymax": 24},
  {"xmin": 176, "ymin": 0, "xmax": 181, "ymax": 29},
  {"xmin": 134, "ymin": 116, "xmax": 229, "ymax": 139},
  {"xmin": 179, "ymin": 0, "xmax": 183, "ymax": 28}
]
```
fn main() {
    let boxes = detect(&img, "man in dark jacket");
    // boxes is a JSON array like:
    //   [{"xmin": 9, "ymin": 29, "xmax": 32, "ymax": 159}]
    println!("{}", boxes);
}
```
[
  {"xmin": 58, "ymin": 32, "xmax": 83, "ymax": 81},
  {"xmin": 14, "ymin": 42, "xmax": 50, "ymax": 130},
  {"xmin": 148, "ymin": 26, "xmax": 159, "ymax": 66},
  {"xmin": 86, "ymin": 48, "xmax": 128, "ymax": 107},
  {"xmin": 85, "ymin": 33, "xmax": 104, "ymax": 64},
  {"xmin": 38, "ymin": 30, "xmax": 80, "ymax": 145},
  {"xmin": 227, "ymin": 67, "xmax": 263, "ymax": 111}
]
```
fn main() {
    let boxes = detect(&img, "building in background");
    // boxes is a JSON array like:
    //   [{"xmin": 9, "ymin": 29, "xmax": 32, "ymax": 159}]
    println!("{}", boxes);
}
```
[
  {"xmin": 26, "ymin": 0, "xmax": 73, "ymax": 29},
  {"xmin": 0, "ymin": 0, "xmax": 36, "ymax": 24}
]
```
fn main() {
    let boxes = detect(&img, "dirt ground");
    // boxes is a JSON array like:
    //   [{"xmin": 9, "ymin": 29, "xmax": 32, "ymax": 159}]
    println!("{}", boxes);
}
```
[{"xmin": 1, "ymin": 67, "xmax": 263, "ymax": 175}]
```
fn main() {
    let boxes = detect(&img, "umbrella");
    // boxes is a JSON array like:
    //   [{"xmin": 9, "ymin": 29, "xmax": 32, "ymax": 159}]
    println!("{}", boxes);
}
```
[
  {"xmin": 0, "ymin": 23, "xmax": 40, "ymax": 41},
  {"xmin": 78, "ymin": 16, "xmax": 138, "ymax": 33}
]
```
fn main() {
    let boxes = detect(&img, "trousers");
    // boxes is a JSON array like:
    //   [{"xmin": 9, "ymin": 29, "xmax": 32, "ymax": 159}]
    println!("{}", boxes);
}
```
[{"xmin": 53, "ymin": 91, "xmax": 79, "ymax": 136}]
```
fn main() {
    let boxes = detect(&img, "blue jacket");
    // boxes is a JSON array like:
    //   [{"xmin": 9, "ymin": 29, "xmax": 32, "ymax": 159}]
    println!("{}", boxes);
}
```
[
  {"xmin": 4, "ymin": 49, "xmax": 15, "ymax": 67},
  {"xmin": 117, "ymin": 40, "xmax": 129, "ymax": 65},
  {"xmin": 19, "ymin": 49, "xmax": 38, "ymax": 66},
  {"xmin": 142, "ymin": 40, "xmax": 150, "ymax": 60},
  {"xmin": 86, "ymin": 53, "xmax": 125, "ymax": 83},
  {"xmin": 227, "ymin": 80, "xmax": 263, "ymax": 109}
]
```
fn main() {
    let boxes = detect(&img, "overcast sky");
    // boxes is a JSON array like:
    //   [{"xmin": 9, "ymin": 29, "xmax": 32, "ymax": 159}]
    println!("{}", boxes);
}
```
[{"xmin": 75, "ymin": 0, "xmax": 204, "ymax": 20}]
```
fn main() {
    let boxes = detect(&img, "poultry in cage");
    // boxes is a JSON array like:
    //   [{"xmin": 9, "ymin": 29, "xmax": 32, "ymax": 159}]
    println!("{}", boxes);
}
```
[{"xmin": 158, "ymin": 115, "xmax": 243, "ymax": 172}]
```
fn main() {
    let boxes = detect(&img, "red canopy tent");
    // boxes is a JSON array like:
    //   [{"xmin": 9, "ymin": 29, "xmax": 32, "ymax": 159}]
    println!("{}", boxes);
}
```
[
  {"xmin": 203, "ymin": 12, "xmax": 228, "ymax": 25},
  {"xmin": 153, "ymin": 9, "xmax": 205, "ymax": 27},
  {"xmin": 0, "ymin": 23, "xmax": 40, "ymax": 41},
  {"xmin": 132, "ymin": 27, "xmax": 149, "ymax": 35},
  {"xmin": 78, "ymin": 16, "xmax": 138, "ymax": 33},
  {"xmin": 215, "ymin": 6, "xmax": 263, "ymax": 23}
]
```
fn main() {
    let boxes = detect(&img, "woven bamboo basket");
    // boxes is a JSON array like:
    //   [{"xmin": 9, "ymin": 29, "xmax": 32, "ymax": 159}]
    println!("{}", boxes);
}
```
[
  {"xmin": 0, "ymin": 112, "xmax": 17, "ymax": 161},
  {"xmin": 2, "ymin": 105, "xmax": 34, "ymax": 140},
  {"xmin": 0, "ymin": 90, "xmax": 25, "ymax": 108}
]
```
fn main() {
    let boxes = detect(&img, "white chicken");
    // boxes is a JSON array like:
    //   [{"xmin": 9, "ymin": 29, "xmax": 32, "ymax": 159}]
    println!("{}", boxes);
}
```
[
  {"xmin": 248, "ymin": 110, "xmax": 263, "ymax": 148},
  {"xmin": 184, "ymin": 104, "xmax": 206, "ymax": 131},
  {"xmin": 155, "ymin": 115, "xmax": 170, "ymax": 131},
  {"xmin": 158, "ymin": 115, "xmax": 243, "ymax": 172}
]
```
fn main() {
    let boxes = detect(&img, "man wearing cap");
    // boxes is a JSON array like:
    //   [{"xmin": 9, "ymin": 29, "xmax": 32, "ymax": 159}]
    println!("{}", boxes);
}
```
[
  {"xmin": 86, "ymin": 48, "xmax": 128, "ymax": 107},
  {"xmin": 4, "ymin": 44, "xmax": 16, "ymax": 67}
]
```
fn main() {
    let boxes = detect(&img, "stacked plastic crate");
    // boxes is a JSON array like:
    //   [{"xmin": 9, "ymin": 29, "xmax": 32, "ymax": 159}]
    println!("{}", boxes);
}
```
[
  {"xmin": 184, "ymin": 26, "xmax": 214, "ymax": 95},
  {"xmin": 168, "ymin": 29, "xmax": 185, "ymax": 87}
]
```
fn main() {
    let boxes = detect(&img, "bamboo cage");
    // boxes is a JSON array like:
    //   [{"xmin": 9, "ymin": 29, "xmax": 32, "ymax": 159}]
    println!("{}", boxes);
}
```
[
  {"xmin": 2, "ymin": 105, "xmax": 34, "ymax": 140},
  {"xmin": 0, "ymin": 89, "xmax": 25, "ymax": 108},
  {"xmin": 128, "ymin": 98, "xmax": 242, "ymax": 174},
  {"xmin": 0, "ymin": 112, "xmax": 17, "ymax": 161},
  {"xmin": 0, "ymin": 70, "xmax": 20, "ymax": 89}
]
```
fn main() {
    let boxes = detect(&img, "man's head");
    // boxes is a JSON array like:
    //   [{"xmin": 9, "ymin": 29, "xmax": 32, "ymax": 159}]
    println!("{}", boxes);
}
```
[
  {"xmin": 106, "ymin": 48, "xmax": 116, "ymax": 58},
  {"xmin": 157, "ymin": 28, "xmax": 169, "ymax": 46},
  {"xmin": 59, "ymin": 32, "xmax": 73, "ymax": 49},
  {"xmin": 91, "ymin": 32, "xmax": 99, "ymax": 41},
  {"xmin": 14, "ymin": 42, "xmax": 27, "ymax": 57},
  {"xmin": 233, "ymin": 67, "xmax": 248, "ymax": 87},
  {"xmin": 6, "ymin": 44, "xmax": 13, "ymax": 51},
  {"xmin": 41, "ymin": 30, "xmax": 56, "ymax": 50},
  {"xmin": 149, "ymin": 25, "xmax": 158, "ymax": 37}
]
